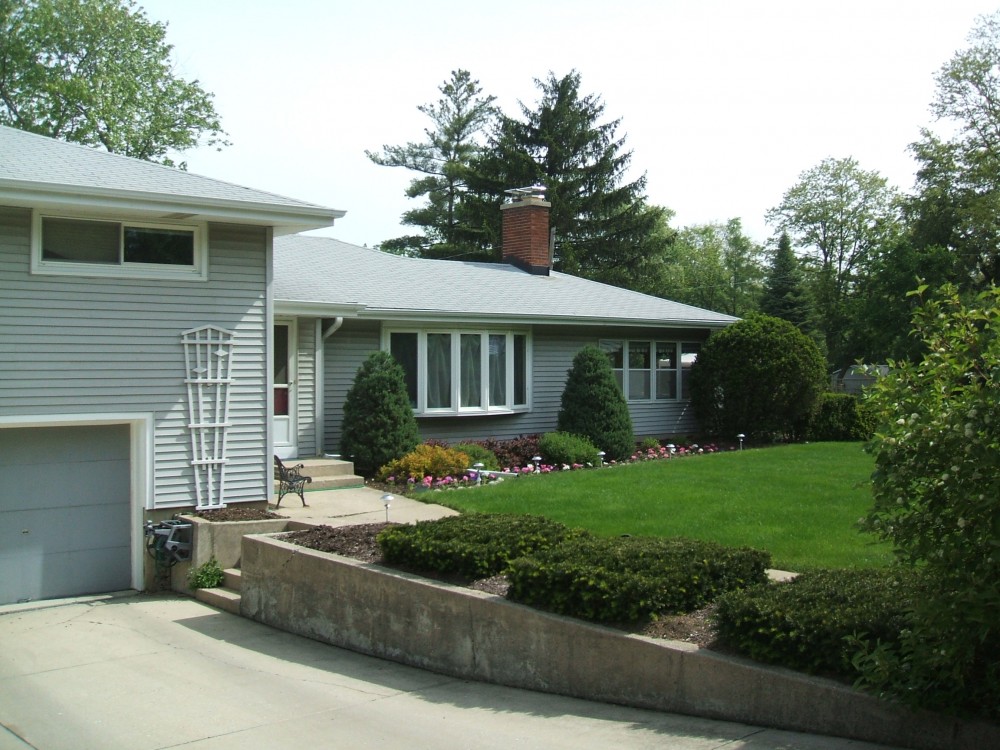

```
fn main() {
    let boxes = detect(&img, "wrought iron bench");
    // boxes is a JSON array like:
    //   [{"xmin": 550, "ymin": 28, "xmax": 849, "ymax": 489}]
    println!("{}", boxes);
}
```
[{"xmin": 274, "ymin": 455, "xmax": 311, "ymax": 508}]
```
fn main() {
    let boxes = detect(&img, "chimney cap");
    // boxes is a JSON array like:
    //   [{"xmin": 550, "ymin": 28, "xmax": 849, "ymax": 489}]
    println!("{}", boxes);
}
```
[{"xmin": 504, "ymin": 184, "xmax": 547, "ymax": 202}]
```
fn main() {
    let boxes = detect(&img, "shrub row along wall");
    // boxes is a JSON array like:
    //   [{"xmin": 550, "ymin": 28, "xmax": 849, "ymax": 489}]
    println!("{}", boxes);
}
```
[{"xmin": 239, "ymin": 534, "xmax": 999, "ymax": 750}]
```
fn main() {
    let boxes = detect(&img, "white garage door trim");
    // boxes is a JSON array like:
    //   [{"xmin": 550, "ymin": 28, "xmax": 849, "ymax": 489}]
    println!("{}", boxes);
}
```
[{"xmin": 0, "ymin": 412, "xmax": 153, "ymax": 593}]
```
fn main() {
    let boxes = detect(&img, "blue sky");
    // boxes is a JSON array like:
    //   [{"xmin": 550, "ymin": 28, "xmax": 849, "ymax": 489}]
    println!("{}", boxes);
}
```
[{"xmin": 141, "ymin": 0, "xmax": 999, "ymax": 248}]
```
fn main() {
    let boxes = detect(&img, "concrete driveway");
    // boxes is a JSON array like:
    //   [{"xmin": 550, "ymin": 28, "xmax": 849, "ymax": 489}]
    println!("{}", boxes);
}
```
[{"xmin": 0, "ymin": 593, "xmax": 901, "ymax": 750}]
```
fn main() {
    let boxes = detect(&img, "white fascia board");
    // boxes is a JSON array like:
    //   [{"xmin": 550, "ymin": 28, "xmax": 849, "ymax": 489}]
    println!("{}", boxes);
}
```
[
  {"xmin": 274, "ymin": 300, "xmax": 367, "ymax": 317},
  {"xmin": 360, "ymin": 309, "xmax": 737, "ymax": 329},
  {"xmin": 0, "ymin": 180, "xmax": 343, "ymax": 233}
]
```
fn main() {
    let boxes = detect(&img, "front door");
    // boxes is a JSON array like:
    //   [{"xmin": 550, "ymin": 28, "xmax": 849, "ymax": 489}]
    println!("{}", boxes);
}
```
[{"xmin": 273, "ymin": 320, "xmax": 297, "ymax": 459}]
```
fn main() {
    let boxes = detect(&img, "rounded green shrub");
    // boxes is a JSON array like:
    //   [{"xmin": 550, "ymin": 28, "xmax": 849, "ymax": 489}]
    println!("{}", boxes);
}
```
[
  {"xmin": 452, "ymin": 443, "xmax": 500, "ymax": 470},
  {"xmin": 557, "ymin": 346, "xmax": 634, "ymax": 460},
  {"xmin": 341, "ymin": 351, "xmax": 420, "ymax": 476},
  {"xmin": 690, "ymin": 313, "xmax": 826, "ymax": 442},
  {"xmin": 807, "ymin": 392, "xmax": 877, "ymax": 441},
  {"xmin": 538, "ymin": 431, "xmax": 600, "ymax": 466}
]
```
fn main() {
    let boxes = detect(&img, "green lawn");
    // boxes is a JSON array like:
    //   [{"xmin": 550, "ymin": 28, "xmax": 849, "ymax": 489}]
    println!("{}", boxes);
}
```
[{"xmin": 435, "ymin": 442, "xmax": 891, "ymax": 571}]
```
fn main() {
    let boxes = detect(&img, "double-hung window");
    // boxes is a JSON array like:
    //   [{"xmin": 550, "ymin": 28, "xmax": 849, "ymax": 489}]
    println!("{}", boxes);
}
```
[
  {"xmin": 32, "ymin": 214, "xmax": 207, "ymax": 280},
  {"xmin": 600, "ymin": 340, "xmax": 700, "ymax": 401},
  {"xmin": 388, "ymin": 329, "xmax": 530, "ymax": 415}
]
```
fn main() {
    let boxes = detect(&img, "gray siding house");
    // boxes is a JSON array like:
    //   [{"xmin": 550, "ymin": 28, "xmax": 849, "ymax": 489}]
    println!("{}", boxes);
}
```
[
  {"xmin": 0, "ymin": 126, "xmax": 341, "ymax": 604},
  {"xmin": 273, "ymin": 195, "xmax": 737, "ymax": 461}
]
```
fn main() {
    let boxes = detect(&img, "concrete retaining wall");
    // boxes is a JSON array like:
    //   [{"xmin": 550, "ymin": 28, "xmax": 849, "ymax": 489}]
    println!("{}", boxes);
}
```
[{"xmin": 240, "ymin": 534, "xmax": 998, "ymax": 750}]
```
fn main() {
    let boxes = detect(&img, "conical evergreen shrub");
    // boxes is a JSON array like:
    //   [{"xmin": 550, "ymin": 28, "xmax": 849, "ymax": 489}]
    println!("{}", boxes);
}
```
[
  {"xmin": 557, "ymin": 346, "xmax": 634, "ymax": 460},
  {"xmin": 341, "ymin": 351, "xmax": 420, "ymax": 476}
]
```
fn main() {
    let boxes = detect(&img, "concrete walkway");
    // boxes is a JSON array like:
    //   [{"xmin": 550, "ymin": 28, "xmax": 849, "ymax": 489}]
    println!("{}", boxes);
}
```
[
  {"xmin": 270, "ymin": 484, "xmax": 459, "ymax": 526},
  {"xmin": 0, "ymin": 593, "xmax": 902, "ymax": 750}
]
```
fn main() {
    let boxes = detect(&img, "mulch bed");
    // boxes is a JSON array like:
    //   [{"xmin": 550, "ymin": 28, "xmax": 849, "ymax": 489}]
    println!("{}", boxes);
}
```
[
  {"xmin": 282, "ymin": 522, "xmax": 720, "ymax": 648},
  {"xmin": 193, "ymin": 508, "xmax": 287, "ymax": 522}
]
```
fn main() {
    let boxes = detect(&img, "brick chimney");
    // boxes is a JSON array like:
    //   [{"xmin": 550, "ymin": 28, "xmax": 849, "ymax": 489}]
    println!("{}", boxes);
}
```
[{"xmin": 501, "ymin": 186, "xmax": 552, "ymax": 276}]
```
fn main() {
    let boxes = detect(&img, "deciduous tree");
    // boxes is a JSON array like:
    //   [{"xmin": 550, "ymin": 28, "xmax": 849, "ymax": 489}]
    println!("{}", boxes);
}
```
[{"xmin": 0, "ymin": 0, "xmax": 227, "ymax": 166}]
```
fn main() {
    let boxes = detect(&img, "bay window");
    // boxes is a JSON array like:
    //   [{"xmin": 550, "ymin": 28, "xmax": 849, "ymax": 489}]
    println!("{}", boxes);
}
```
[
  {"xmin": 388, "ymin": 329, "xmax": 530, "ymax": 414},
  {"xmin": 600, "ymin": 339, "xmax": 700, "ymax": 401}
]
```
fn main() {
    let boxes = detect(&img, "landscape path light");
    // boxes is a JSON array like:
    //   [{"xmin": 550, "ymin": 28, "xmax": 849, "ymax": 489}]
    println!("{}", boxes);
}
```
[
  {"xmin": 380, "ymin": 493, "xmax": 394, "ymax": 523},
  {"xmin": 473, "ymin": 462, "xmax": 485, "ymax": 484},
  {"xmin": 737, "ymin": 433, "xmax": 745, "ymax": 451},
  {"xmin": 597, "ymin": 450, "xmax": 606, "ymax": 466},
  {"xmin": 666, "ymin": 443, "xmax": 675, "ymax": 454},
  {"xmin": 532, "ymin": 455, "xmax": 542, "ymax": 472}
]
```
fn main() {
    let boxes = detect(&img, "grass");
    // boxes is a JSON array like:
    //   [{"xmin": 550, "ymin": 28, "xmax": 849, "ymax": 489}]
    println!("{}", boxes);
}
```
[{"xmin": 436, "ymin": 442, "xmax": 892, "ymax": 571}]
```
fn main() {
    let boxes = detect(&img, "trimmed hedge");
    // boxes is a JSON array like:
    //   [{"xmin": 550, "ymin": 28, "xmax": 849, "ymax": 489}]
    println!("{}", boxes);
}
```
[
  {"xmin": 376, "ymin": 514, "xmax": 573, "ymax": 580},
  {"xmin": 507, "ymin": 535, "xmax": 770, "ymax": 623},
  {"xmin": 714, "ymin": 568, "xmax": 925, "ymax": 677}
]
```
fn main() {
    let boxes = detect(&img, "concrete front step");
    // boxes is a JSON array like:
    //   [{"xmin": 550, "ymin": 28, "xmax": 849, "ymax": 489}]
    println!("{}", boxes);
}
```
[
  {"xmin": 275, "ymin": 456, "xmax": 365, "ymax": 493},
  {"xmin": 193, "ymin": 568, "xmax": 242, "ymax": 614}
]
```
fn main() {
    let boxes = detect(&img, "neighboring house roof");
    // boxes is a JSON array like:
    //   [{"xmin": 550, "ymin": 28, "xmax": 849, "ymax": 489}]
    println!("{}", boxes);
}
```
[
  {"xmin": 0, "ymin": 125, "xmax": 342, "ymax": 234},
  {"xmin": 275, "ymin": 235, "xmax": 739, "ymax": 328}
]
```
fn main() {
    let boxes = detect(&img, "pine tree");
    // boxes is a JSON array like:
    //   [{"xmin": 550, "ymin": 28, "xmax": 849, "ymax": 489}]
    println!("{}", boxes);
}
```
[
  {"xmin": 366, "ymin": 70, "xmax": 497, "ymax": 258},
  {"xmin": 759, "ymin": 232, "xmax": 810, "ymax": 329},
  {"xmin": 466, "ymin": 71, "xmax": 671, "ymax": 292}
]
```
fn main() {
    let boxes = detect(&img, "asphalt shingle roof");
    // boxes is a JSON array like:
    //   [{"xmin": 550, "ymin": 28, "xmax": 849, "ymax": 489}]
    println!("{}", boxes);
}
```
[
  {"xmin": 275, "ymin": 235, "xmax": 738, "ymax": 327},
  {"xmin": 0, "ymin": 125, "xmax": 336, "ymax": 220}
]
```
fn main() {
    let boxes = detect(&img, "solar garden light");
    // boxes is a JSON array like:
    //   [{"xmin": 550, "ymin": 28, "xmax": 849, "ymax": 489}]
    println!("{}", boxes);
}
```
[
  {"xmin": 532, "ymin": 455, "xmax": 542, "ymax": 472},
  {"xmin": 380, "ymin": 493, "xmax": 394, "ymax": 523},
  {"xmin": 473, "ymin": 462, "xmax": 485, "ymax": 484},
  {"xmin": 597, "ymin": 450, "xmax": 606, "ymax": 466},
  {"xmin": 737, "ymin": 433, "xmax": 745, "ymax": 451},
  {"xmin": 666, "ymin": 443, "xmax": 675, "ymax": 454}
]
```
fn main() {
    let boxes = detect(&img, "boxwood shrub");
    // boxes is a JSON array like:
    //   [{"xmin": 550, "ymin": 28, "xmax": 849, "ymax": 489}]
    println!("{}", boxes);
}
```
[
  {"xmin": 714, "ymin": 567, "xmax": 925, "ymax": 678},
  {"xmin": 506, "ymin": 535, "xmax": 770, "ymax": 623},
  {"xmin": 538, "ymin": 431, "xmax": 601, "ymax": 466},
  {"xmin": 376, "ymin": 513, "xmax": 573, "ymax": 580},
  {"xmin": 807, "ymin": 392, "xmax": 878, "ymax": 441}
]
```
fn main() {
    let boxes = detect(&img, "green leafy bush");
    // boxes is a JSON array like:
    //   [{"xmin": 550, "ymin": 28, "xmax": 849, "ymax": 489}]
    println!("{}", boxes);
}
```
[
  {"xmin": 452, "ymin": 443, "xmax": 500, "ymax": 470},
  {"xmin": 341, "ymin": 351, "xmax": 420, "ymax": 476},
  {"xmin": 690, "ymin": 314, "xmax": 826, "ymax": 442},
  {"xmin": 858, "ymin": 284, "xmax": 1000, "ymax": 719},
  {"xmin": 639, "ymin": 436, "xmax": 661, "ymax": 452},
  {"xmin": 538, "ymin": 431, "xmax": 601, "ymax": 466},
  {"xmin": 377, "ymin": 443, "xmax": 471, "ymax": 482},
  {"xmin": 187, "ymin": 556, "xmax": 225, "ymax": 589},
  {"xmin": 557, "ymin": 346, "xmax": 634, "ymax": 460},
  {"xmin": 715, "ymin": 568, "xmax": 924, "ymax": 677},
  {"xmin": 507, "ymin": 535, "xmax": 770, "ymax": 623},
  {"xmin": 807, "ymin": 392, "xmax": 877, "ymax": 441},
  {"xmin": 377, "ymin": 514, "xmax": 573, "ymax": 580}
]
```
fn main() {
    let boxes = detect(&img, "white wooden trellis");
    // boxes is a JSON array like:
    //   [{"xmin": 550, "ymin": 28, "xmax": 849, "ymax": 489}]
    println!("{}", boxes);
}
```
[{"xmin": 182, "ymin": 326, "xmax": 235, "ymax": 509}]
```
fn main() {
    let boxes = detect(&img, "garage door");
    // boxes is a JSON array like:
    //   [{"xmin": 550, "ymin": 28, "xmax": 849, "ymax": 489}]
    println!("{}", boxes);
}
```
[{"xmin": 0, "ymin": 425, "xmax": 132, "ymax": 605}]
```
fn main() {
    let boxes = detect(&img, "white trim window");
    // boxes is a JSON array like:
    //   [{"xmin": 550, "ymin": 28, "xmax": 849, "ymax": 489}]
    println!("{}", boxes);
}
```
[
  {"xmin": 32, "ymin": 213, "xmax": 207, "ymax": 280},
  {"xmin": 387, "ymin": 329, "xmax": 530, "ymax": 415},
  {"xmin": 600, "ymin": 340, "xmax": 700, "ymax": 401}
]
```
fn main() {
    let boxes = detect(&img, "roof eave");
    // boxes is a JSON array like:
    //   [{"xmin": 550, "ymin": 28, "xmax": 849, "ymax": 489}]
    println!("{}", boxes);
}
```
[
  {"xmin": 357, "ymin": 308, "xmax": 737, "ymax": 328},
  {"xmin": 0, "ymin": 179, "xmax": 344, "ymax": 234}
]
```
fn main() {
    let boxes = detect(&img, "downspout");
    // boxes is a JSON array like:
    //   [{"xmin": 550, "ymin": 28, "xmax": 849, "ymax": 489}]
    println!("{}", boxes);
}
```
[{"xmin": 315, "ymin": 317, "xmax": 344, "ymax": 456}]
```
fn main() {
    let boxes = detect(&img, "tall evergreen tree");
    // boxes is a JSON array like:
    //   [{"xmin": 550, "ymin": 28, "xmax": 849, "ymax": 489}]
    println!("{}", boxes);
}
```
[
  {"xmin": 759, "ymin": 232, "xmax": 810, "ymax": 327},
  {"xmin": 466, "ymin": 70, "xmax": 671, "ymax": 292},
  {"xmin": 366, "ymin": 69, "xmax": 497, "ymax": 258}
]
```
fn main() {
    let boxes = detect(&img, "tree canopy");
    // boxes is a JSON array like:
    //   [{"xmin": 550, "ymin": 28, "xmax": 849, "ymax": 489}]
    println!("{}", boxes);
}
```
[
  {"xmin": 365, "ymin": 69, "xmax": 497, "ymax": 259},
  {"xmin": 0, "ymin": 0, "xmax": 227, "ymax": 166}
]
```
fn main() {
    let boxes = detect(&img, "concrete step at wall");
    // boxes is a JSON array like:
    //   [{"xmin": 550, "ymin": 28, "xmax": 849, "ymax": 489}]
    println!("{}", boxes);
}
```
[
  {"xmin": 294, "ymin": 457, "xmax": 357, "ymax": 478},
  {"xmin": 223, "ymin": 568, "xmax": 242, "ymax": 591},
  {"xmin": 194, "ymin": 586, "xmax": 241, "ymax": 615}
]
